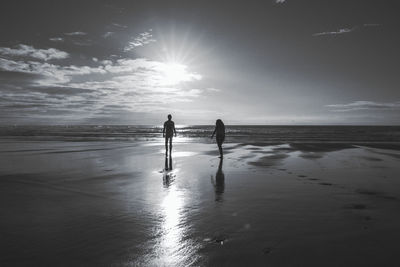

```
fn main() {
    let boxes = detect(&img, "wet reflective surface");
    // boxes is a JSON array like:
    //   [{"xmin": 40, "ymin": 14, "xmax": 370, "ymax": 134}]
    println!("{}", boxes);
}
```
[
  {"xmin": 143, "ymin": 154, "xmax": 201, "ymax": 266},
  {"xmin": 1, "ymin": 140, "xmax": 400, "ymax": 266}
]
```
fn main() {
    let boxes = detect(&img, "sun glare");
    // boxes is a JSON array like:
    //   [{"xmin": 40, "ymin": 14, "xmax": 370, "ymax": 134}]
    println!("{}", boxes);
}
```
[{"xmin": 161, "ymin": 62, "xmax": 202, "ymax": 85}]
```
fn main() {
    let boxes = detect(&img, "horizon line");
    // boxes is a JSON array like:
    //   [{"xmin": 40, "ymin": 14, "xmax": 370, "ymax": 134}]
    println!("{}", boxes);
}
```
[{"xmin": 1, "ymin": 124, "xmax": 400, "ymax": 127}]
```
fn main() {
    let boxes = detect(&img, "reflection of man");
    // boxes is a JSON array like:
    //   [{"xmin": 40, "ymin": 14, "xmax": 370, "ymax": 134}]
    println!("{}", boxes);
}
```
[
  {"xmin": 165, "ymin": 154, "xmax": 173, "ymax": 171},
  {"xmin": 163, "ymin": 114, "xmax": 177, "ymax": 156},
  {"xmin": 163, "ymin": 155, "xmax": 173, "ymax": 187}
]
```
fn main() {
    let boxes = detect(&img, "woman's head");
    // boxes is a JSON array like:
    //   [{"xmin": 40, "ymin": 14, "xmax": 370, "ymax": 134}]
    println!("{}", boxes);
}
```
[{"xmin": 216, "ymin": 119, "xmax": 224, "ymax": 127}]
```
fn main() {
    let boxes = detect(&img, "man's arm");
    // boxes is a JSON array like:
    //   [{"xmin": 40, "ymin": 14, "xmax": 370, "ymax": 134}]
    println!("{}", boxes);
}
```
[
  {"xmin": 162, "ymin": 122, "xmax": 166, "ymax": 137},
  {"xmin": 173, "ymin": 122, "xmax": 177, "ymax": 137}
]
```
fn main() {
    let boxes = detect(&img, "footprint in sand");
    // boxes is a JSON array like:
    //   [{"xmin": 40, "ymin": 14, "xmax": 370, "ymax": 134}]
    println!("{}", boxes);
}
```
[
  {"xmin": 263, "ymin": 247, "xmax": 273, "ymax": 254},
  {"xmin": 357, "ymin": 190, "xmax": 378, "ymax": 196},
  {"xmin": 356, "ymin": 190, "xmax": 398, "ymax": 201},
  {"xmin": 319, "ymin": 182, "xmax": 333, "ymax": 186},
  {"xmin": 351, "ymin": 204, "xmax": 367, "ymax": 210}
]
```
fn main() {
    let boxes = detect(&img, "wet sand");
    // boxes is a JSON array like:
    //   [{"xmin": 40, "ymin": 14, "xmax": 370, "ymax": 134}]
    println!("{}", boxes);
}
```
[{"xmin": 1, "ymin": 140, "xmax": 400, "ymax": 266}]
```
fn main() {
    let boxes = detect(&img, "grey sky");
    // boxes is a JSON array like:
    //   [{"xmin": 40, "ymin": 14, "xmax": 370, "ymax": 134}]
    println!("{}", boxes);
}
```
[{"xmin": 1, "ymin": 0, "xmax": 399, "ymax": 125}]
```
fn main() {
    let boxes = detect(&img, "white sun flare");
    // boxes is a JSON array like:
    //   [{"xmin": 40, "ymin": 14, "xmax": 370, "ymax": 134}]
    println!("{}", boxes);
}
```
[{"xmin": 162, "ymin": 62, "xmax": 201, "ymax": 85}]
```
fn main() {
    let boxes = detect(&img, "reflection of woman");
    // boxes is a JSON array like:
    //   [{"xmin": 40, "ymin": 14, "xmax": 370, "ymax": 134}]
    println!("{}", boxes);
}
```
[
  {"xmin": 211, "ymin": 158, "xmax": 225, "ymax": 202},
  {"xmin": 211, "ymin": 119, "xmax": 225, "ymax": 158}
]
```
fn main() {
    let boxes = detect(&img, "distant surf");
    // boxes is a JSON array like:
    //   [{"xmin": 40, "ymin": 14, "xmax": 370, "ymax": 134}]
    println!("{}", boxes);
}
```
[{"xmin": 1, "ymin": 125, "xmax": 399, "ymax": 144}]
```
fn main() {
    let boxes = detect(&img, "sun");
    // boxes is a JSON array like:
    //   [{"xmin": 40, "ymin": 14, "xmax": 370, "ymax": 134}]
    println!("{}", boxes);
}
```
[
  {"xmin": 163, "ymin": 62, "xmax": 187, "ymax": 85},
  {"xmin": 162, "ymin": 61, "xmax": 201, "ymax": 85},
  {"xmin": 144, "ymin": 26, "xmax": 204, "ymax": 86}
]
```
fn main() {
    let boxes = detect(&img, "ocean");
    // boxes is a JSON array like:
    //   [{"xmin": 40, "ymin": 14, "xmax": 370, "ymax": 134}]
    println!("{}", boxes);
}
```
[{"xmin": 0, "ymin": 125, "xmax": 400, "ymax": 144}]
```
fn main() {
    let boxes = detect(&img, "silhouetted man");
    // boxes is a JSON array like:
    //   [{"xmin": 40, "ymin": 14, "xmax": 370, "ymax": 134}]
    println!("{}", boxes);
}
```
[{"xmin": 163, "ymin": 114, "xmax": 176, "ymax": 156}]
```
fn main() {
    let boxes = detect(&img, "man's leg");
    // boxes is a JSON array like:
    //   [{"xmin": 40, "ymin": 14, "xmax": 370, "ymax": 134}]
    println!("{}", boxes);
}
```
[
  {"xmin": 165, "ymin": 137, "xmax": 169, "ymax": 155},
  {"xmin": 169, "ymin": 137, "xmax": 173, "ymax": 155}
]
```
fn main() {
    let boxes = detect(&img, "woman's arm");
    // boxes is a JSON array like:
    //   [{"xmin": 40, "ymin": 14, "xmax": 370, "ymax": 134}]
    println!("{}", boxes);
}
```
[{"xmin": 211, "ymin": 128, "xmax": 216, "ymax": 139}]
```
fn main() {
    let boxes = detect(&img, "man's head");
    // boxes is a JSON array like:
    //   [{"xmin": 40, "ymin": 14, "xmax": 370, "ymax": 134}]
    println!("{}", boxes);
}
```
[{"xmin": 168, "ymin": 114, "xmax": 172, "ymax": 120}]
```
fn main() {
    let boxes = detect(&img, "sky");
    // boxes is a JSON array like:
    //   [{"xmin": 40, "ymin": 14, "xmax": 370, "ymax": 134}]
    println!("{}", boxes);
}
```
[{"xmin": 1, "ymin": 0, "xmax": 399, "ymax": 125}]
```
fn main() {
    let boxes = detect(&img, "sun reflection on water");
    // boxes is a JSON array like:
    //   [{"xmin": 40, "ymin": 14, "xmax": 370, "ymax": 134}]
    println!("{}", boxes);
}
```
[
  {"xmin": 143, "ymin": 169, "xmax": 199, "ymax": 266},
  {"xmin": 159, "ymin": 188, "xmax": 185, "ymax": 264}
]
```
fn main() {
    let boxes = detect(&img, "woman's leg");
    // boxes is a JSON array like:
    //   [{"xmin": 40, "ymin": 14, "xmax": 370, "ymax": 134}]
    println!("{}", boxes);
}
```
[
  {"xmin": 217, "ymin": 135, "xmax": 224, "ymax": 157},
  {"xmin": 217, "ymin": 140, "xmax": 223, "ymax": 157}
]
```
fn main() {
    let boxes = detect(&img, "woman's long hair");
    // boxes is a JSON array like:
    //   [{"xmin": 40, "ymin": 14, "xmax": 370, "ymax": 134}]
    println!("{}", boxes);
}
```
[{"xmin": 216, "ymin": 119, "xmax": 224, "ymax": 129}]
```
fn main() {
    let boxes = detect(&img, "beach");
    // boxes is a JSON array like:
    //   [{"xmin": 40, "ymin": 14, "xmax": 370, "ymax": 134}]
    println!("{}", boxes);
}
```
[
  {"xmin": 1, "ymin": 0, "xmax": 399, "ymax": 265},
  {"xmin": 1, "ymin": 132, "xmax": 400, "ymax": 266}
]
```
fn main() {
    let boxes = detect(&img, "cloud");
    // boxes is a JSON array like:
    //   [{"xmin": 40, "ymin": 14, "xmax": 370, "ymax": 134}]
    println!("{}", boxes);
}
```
[
  {"xmin": 364, "ymin": 23, "xmax": 382, "ymax": 27},
  {"xmin": 313, "ymin": 27, "xmax": 355, "ymax": 37},
  {"xmin": 0, "ymin": 44, "xmax": 69, "ymax": 61},
  {"xmin": 0, "ymin": 53, "xmax": 204, "ymax": 119},
  {"xmin": 206, "ymin": 88, "xmax": 221, "ymax": 92},
  {"xmin": 64, "ymin": 31, "xmax": 87, "ymax": 36},
  {"xmin": 275, "ymin": 0, "xmax": 286, "ymax": 3},
  {"xmin": 70, "ymin": 39, "xmax": 93, "ymax": 46},
  {"xmin": 111, "ymin": 23, "xmax": 127, "ymax": 29},
  {"xmin": 313, "ymin": 24, "xmax": 382, "ymax": 37},
  {"xmin": 57, "ymin": 31, "xmax": 93, "ymax": 46},
  {"xmin": 102, "ymin": 32, "xmax": 114, "ymax": 38},
  {"xmin": 124, "ymin": 30, "xmax": 156, "ymax": 51},
  {"xmin": 326, "ymin": 101, "xmax": 400, "ymax": 112},
  {"xmin": 0, "ymin": 57, "xmax": 106, "ymax": 85},
  {"xmin": 49, "ymin": 37, "xmax": 65, "ymax": 42},
  {"xmin": 50, "ymin": 34, "xmax": 93, "ymax": 46}
]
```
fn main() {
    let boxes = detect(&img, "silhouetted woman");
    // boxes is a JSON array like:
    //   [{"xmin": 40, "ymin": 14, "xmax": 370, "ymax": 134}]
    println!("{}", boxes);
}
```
[{"xmin": 211, "ymin": 119, "xmax": 225, "ymax": 158}]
